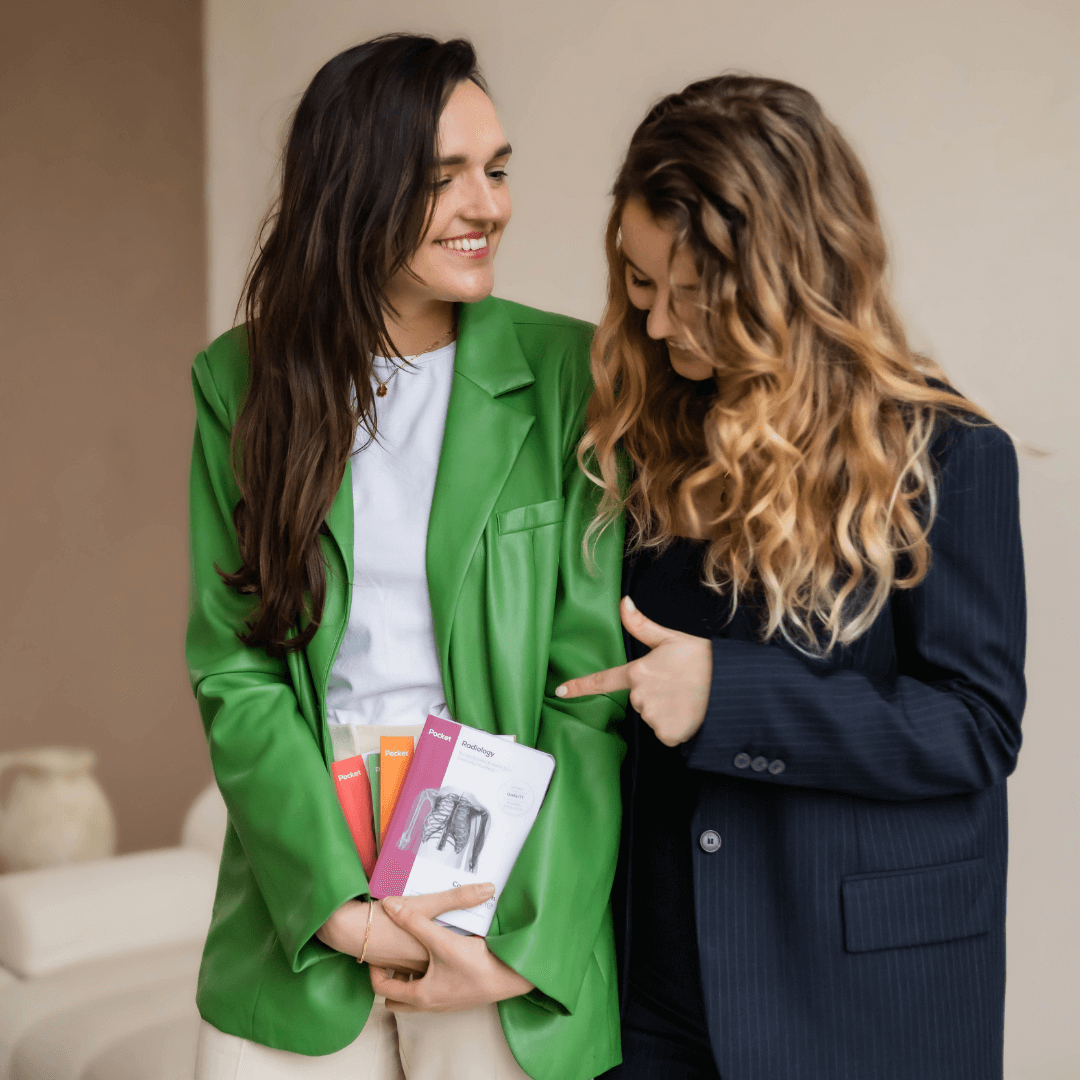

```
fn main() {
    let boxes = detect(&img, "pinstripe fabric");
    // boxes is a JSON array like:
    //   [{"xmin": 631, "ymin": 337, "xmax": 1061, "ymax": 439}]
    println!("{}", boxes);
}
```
[{"xmin": 615, "ymin": 421, "xmax": 1025, "ymax": 1079}]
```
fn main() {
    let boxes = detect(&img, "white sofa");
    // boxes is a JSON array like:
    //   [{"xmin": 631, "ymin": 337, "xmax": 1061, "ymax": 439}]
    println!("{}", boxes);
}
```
[{"xmin": 0, "ymin": 785, "xmax": 227, "ymax": 1080}]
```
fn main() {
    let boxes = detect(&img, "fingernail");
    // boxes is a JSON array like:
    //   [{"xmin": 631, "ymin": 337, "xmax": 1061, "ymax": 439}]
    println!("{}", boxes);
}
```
[
  {"xmin": 555, "ymin": 685, "xmax": 568, "ymax": 698},
  {"xmin": 480, "ymin": 882, "xmax": 495, "ymax": 899},
  {"xmin": 624, "ymin": 596, "xmax": 636, "ymax": 612},
  {"xmin": 383, "ymin": 897, "xmax": 402, "ymax": 915}
]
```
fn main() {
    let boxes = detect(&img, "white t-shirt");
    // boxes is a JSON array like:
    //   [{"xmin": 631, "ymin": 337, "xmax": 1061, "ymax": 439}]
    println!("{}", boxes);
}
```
[{"xmin": 325, "ymin": 342, "xmax": 456, "ymax": 727}]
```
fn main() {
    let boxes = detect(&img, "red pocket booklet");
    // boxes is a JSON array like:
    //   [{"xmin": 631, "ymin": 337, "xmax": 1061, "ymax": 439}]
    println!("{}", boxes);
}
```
[{"xmin": 332, "ymin": 755, "xmax": 378, "ymax": 877}]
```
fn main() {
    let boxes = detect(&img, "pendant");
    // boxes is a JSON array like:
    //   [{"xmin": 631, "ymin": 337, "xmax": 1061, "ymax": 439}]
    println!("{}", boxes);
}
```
[{"xmin": 376, "ymin": 383, "xmax": 388, "ymax": 397}]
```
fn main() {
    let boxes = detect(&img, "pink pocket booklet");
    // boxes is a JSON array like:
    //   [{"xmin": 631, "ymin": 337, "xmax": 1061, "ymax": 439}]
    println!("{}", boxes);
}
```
[{"xmin": 368, "ymin": 715, "xmax": 555, "ymax": 936}]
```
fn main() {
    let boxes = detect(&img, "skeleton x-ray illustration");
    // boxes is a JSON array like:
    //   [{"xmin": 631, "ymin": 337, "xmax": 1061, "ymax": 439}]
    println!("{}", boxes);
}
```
[{"xmin": 397, "ymin": 787, "xmax": 491, "ymax": 873}]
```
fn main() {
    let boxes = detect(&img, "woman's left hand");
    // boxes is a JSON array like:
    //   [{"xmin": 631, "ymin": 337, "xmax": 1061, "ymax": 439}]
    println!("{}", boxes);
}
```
[
  {"xmin": 555, "ymin": 596, "xmax": 712, "ymax": 746},
  {"xmin": 370, "ymin": 896, "xmax": 535, "ymax": 1012}
]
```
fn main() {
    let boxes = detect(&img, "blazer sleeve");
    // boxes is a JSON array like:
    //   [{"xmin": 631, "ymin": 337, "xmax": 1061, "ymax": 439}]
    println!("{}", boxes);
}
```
[
  {"xmin": 186, "ymin": 350, "xmax": 368, "ymax": 971},
  {"xmin": 685, "ymin": 421, "xmax": 1026, "ymax": 801},
  {"xmin": 485, "ymin": 351, "xmax": 628, "ymax": 1016}
]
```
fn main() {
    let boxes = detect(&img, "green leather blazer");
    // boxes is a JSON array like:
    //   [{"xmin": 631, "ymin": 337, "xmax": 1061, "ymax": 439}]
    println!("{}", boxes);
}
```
[{"xmin": 186, "ymin": 296, "xmax": 627, "ymax": 1080}]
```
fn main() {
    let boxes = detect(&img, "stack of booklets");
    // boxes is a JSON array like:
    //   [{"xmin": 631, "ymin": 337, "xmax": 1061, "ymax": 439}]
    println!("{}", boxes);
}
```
[
  {"xmin": 333, "ymin": 716, "xmax": 555, "ymax": 936},
  {"xmin": 331, "ymin": 734, "xmax": 415, "ymax": 878}
]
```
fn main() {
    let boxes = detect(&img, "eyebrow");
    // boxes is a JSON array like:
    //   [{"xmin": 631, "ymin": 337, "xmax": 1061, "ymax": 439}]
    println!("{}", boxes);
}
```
[{"xmin": 437, "ymin": 143, "xmax": 513, "ymax": 167}]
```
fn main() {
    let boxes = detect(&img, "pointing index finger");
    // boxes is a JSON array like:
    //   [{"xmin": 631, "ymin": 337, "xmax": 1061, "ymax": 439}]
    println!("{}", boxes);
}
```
[{"xmin": 555, "ymin": 662, "xmax": 633, "ymax": 700}]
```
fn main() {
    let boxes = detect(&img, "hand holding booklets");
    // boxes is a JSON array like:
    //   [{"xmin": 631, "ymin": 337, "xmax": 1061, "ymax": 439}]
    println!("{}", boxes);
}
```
[{"xmin": 334, "ymin": 716, "xmax": 555, "ymax": 936}]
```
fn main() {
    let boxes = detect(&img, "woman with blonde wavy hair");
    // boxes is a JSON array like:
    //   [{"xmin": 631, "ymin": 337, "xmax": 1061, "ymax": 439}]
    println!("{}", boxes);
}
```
[{"xmin": 557, "ymin": 75, "xmax": 1025, "ymax": 1080}]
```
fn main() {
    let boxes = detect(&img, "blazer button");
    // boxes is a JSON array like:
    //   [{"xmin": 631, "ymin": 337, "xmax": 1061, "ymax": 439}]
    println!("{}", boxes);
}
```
[
  {"xmin": 733, "ymin": 753, "xmax": 751, "ymax": 769},
  {"xmin": 751, "ymin": 756, "xmax": 769, "ymax": 772},
  {"xmin": 699, "ymin": 830, "xmax": 722, "ymax": 853},
  {"xmin": 768, "ymin": 759, "xmax": 786, "ymax": 775}
]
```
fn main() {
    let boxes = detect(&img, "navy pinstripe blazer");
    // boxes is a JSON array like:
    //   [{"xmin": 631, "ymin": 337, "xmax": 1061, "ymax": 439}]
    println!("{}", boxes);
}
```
[{"xmin": 616, "ymin": 419, "xmax": 1025, "ymax": 1080}]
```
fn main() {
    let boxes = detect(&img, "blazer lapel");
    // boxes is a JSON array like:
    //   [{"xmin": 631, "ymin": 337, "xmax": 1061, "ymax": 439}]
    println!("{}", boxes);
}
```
[
  {"xmin": 427, "ymin": 298, "xmax": 535, "ymax": 719},
  {"xmin": 306, "ymin": 458, "xmax": 354, "ymax": 728},
  {"xmin": 325, "ymin": 459, "xmax": 354, "ymax": 586}
]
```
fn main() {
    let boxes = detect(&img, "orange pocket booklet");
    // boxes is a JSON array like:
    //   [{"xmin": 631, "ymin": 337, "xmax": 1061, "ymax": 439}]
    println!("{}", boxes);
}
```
[{"xmin": 379, "ymin": 736, "xmax": 415, "ymax": 845}]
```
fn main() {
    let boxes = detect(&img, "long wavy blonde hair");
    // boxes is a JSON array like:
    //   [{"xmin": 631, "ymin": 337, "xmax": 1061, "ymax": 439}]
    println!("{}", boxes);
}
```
[{"xmin": 580, "ymin": 74, "xmax": 987, "ymax": 652}]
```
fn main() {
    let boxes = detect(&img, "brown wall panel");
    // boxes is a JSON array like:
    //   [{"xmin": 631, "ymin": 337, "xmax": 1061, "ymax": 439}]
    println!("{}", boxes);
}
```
[{"xmin": 0, "ymin": 0, "xmax": 210, "ymax": 853}]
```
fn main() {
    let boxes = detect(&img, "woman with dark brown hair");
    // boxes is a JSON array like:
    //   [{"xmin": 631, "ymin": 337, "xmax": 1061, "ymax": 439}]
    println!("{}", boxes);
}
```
[
  {"xmin": 559, "ymin": 75, "xmax": 1025, "ymax": 1079},
  {"xmin": 186, "ymin": 34, "xmax": 626, "ymax": 1080}
]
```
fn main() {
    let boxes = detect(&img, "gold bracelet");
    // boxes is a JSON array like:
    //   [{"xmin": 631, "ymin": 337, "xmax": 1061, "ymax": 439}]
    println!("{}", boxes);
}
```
[{"xmin": 358, "ymin": 900, "xmax": 375, "ymax": 966}]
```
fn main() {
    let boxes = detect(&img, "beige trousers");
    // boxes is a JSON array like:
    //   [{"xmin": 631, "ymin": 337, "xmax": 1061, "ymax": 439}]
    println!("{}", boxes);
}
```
[{"xmin": 195, "ymin": 999, "xmax": 531, "ymax": 1080}]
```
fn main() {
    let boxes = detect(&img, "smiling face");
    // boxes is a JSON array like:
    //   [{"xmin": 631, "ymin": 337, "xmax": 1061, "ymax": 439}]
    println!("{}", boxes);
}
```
[
  {"xmin": 385, "ymin": 79, "xmax": 512, "ymax": 316},
  {"xmin": 620, "ymin": 197, "xmax": 714, "ymax": 381}
]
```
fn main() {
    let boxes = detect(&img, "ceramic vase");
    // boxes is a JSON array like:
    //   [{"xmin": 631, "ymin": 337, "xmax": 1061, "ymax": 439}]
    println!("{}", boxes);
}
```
[{"xmin": 0, "ymin": 746, "xmax": 116, "ymax": 871}]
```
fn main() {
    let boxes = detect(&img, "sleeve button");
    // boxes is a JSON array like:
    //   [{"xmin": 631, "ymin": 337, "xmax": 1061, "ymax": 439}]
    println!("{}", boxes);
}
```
[
  {"xmin": 768, "ymin": 759, "xmax": 786, "ymax": 775},
  {"xmin": 733, "ymin": 753, "xmax": 751, "ymax": 769},
  {"xmin": 699, "ymin": 830, "xmax": 722, "ymax": 853},
  {"xmin": 751, "ymin": 756, "xmax": 769, "ymax": 772}
]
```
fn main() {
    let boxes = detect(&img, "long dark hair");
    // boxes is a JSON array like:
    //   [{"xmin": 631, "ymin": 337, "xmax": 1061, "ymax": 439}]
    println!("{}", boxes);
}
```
[{"xmin": 221, "ymin": 35, "xmax": 485, "ymax": 656}]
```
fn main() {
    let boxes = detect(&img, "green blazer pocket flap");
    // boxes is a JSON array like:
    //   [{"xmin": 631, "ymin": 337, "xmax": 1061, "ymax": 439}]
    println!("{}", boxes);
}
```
[
  {"xmin": 842, "ymin": 857, "xmax": 991, "ymax": 953},
  {"xmin": 497, "ymin": 497, "xmax": 565, "ymax": 535}
]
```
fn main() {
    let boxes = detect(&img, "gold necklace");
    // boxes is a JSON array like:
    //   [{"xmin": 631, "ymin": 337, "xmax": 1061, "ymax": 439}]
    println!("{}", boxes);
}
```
[{"xmin": 375, "ymin": 327, "xmax": 455, "ymax": 397}]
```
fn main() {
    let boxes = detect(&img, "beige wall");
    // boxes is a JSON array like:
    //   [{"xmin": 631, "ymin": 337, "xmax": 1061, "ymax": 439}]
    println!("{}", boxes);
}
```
[
  {"xmin": 0, "ymin": 0, "xmax": 211, "ymax": 853},
  {"xmin": 205, "ymin": 1, "xmax": 1078, "ymax": 1075}
]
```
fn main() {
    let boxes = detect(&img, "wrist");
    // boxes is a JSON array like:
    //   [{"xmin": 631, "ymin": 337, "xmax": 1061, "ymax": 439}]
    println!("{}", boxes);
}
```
[
  {"xmin": 358, "ymin": 899, "xmax": 375, "ymax": 965},
  {"xmin": 316, "ymin": 898, "xmax": 367, "ymax": 955},
  {"xmin": 364, "ymin": 901, "xmax": 430, "ymax": 973}
]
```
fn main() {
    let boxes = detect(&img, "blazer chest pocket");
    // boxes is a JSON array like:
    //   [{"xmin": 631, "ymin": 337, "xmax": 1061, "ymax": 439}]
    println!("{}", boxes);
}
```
[
  {"xmin": 842, "ymin": 857, "xmax": 991, "ymax": 953},
  {"xmin": 497, "ymin": 497, "xmax": 565, "ymax": 535}
]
